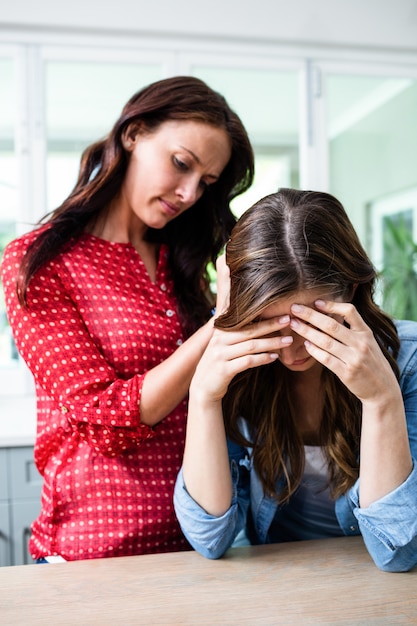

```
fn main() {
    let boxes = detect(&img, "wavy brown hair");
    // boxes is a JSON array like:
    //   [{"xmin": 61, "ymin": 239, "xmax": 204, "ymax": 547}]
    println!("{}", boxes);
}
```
[
  {"xmin": 216, "ymin": 188, "xmax": 400, "ymax": 503},
  {"xmin": 17, "ymin": 76, "xmax": 254, "ymax": 336}
]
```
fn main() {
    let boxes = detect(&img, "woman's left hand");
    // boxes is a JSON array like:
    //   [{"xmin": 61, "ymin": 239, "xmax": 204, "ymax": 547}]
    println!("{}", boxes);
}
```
[
  {"xmin": 291, "ymin": 299, "xmax": 413, "ymax": 508},
  {"xmin": 289, "ymin": 300, "xmax": 398, "ymax": 404}
]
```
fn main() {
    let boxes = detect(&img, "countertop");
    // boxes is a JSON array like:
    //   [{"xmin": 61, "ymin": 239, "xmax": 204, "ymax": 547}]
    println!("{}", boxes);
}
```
[
  {"xmin": 0, "ymin": 395, "xmax": 36, "ymax": 447},
  {"xmin": 1, "ymin": 536, "xmax": 416, "ymax": 625}
]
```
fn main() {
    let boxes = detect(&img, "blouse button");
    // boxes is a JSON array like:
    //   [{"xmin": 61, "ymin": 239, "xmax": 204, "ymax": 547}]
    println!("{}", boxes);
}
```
[
  {"xmin": 176, "ymin": 339, "xmax": 183, "ymax": 346},
  {"xmin": 61, "ymin": 406, "xmax": 69, "ymax": 414},
  {"xmin": 160, "ymin": 283, "xmax": 167, "ymax": 292},
  {"xmin": 166, "ymin": 309, "xmax": 175, "ymax": 317}
]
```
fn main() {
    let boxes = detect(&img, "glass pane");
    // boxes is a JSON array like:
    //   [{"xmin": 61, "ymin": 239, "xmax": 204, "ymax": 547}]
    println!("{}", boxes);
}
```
[
  {"xmin": 327, "ymin": 76, "xmax": 416, "ymax": 240},
  {"xmin": 191, "ymin": 66, "xmax": 300, "ymax": 217},
  {"xmin": 326, "ymin": 74, "xmax": 417, "ymax": 318},
  {"xmin": 45, "ymin": 61, "xmax": 164, "ymax": 211},
  {"xmin": 0, "ymin": 58, "xmax": 18, "ymax": 365}
]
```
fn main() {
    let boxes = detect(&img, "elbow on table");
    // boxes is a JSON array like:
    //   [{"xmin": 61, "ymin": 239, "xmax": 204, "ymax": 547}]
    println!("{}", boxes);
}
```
[
  {"xmin": 374, "ymin": 558, "xmax": 417, "ymax": 574},
  {"xmin": 371, "ymin": 545, "xmax": 417, "ymax": 573},
  {"xmin": 175, "ymin": 518, "xmax": 233, "ymax": 560},
  {"xmin": 184, "ymin": 534, "xmax": 230, "ymax": 560},
  {"xmin": 174, "ymin": 472, "xmax": 236, "ymax": 559},
  {"xmin": 193, "ymin": 543, "xmax": 227, "ymax": 560}
]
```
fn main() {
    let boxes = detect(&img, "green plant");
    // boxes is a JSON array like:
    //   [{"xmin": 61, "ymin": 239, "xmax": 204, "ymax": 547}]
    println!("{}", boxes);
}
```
[{"xmin": 380, "ymin": 215, "xmax": 417, "ymax": 321}]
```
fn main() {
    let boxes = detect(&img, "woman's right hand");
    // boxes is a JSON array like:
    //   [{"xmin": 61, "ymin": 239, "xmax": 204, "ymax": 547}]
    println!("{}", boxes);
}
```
[
  {"xmin": 190, "ymin": 315, "xmax": 293, "ymax": 403},
  {"xmin": 214, "ymin": 253, "xmax": 230, "ymax": 318},
  {"xmin": 183, "ymin": 314, "xmax": 292, "ymax": 516}
]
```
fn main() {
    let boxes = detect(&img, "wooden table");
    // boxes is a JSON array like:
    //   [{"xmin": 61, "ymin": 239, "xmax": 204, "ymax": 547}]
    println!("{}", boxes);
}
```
[{"xmin": 0, "ymin": 536, "xmax": 415, "ymax": 625}]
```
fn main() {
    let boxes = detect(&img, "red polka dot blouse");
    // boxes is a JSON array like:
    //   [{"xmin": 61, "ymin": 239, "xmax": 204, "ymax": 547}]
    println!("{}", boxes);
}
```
[{"xmin": 1, "ymin": 229, "xmax": 191, "ymax": 560}]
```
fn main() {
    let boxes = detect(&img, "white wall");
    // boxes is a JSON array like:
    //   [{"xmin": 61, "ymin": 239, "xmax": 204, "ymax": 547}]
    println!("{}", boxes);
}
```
[{"xmin": 1, "ymin": 0, "xmax": 417, "ymax": 52}]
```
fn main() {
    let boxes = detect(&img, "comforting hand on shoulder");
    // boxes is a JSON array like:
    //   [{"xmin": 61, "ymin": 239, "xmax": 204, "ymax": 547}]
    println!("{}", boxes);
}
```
[{"xmin": 214, "ymin": 254, "xmax": 230, "ymax": 317}]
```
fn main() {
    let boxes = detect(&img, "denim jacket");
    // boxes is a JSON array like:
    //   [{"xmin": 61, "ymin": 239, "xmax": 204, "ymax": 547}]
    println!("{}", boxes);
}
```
[{"xmin": 174, "ymin": 320, "xmax": 417, "ymax": 572}]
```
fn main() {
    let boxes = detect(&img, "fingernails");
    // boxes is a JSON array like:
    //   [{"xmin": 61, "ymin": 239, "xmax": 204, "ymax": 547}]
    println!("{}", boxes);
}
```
[
  {"xmin": 278, "ymin": 315, "xmax": 290, "ymax": 324},
  {"xmin": 281, "ymin": 336, "xmax": 293, "ymax": 344},
  {"xmin": 291, "ymin": 304, "xmax": 303, "ymax": 313}
]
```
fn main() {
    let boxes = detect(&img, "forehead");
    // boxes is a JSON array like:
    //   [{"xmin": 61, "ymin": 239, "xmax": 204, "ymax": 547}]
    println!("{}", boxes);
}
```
[
  {"xmin": 154, "ymin": 119, "xmax": 229, "ymax": 147},
  {"xmin": 154, "ymin": 119, "xmax": 231, "ymax": 172},
  {"xmin": 258, "ymin": 289, "xmax": 332, "ymax": 319}
]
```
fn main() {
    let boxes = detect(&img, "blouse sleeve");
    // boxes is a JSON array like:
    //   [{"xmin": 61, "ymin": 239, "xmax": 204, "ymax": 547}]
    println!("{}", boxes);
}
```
[{"xmin": 1, "ymin": 238, "xmax": 156, "ymax": 456}]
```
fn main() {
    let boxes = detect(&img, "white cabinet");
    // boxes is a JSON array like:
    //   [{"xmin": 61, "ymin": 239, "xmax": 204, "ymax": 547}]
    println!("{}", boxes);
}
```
[
  {"xmin": 0, "ymin": 450, "xmax": 11, "ymax": 566},
  {"xmin": 0, "ymin": 502, "xmax": 11, "ymax": 566},
  {"xmin": 0, "ymin": 447, "xmax": 42, "ymax": 566}
]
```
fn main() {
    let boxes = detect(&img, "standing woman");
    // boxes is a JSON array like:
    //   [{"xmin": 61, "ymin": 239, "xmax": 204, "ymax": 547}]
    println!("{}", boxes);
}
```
[
  {"xmin": 1, "ymin": 76, "xmax": 254, "ymax": 561},
  {"xmin": 174, "ymin": 188, "xmax": 417, "ymax": 572}
]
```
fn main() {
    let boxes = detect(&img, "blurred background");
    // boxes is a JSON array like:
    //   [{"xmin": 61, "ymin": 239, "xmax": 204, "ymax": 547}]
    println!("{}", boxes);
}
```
[{"xmin": 1, "ymin": 0, "xmax": 417, "ymax": 396}]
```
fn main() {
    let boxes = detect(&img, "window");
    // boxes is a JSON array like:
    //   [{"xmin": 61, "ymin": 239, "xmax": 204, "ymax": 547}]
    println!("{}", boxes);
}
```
[
  {"xmin": 1, "ymin": 35, "xmax": 417, "ymax": 398},
  {"xmin": 187, "ymin": 60, "xmax": 302, "ymax": 217},
  {"xmin": 0, "ymin": 55, "xmax": 18, "ymax": 369},
  {"xmin": 45, "ymin": 58, "xmax": 165, "ymax": 212},
  {"xmin": 323, "ymin": 66, "xmax": 417, "ymax": 252},
  {"xmin": 0, "ymin": 45, "xmax": 168, "ymax": 393}
]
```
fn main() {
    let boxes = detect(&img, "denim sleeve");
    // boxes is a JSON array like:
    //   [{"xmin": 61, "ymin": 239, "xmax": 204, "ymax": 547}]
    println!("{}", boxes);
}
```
[
  {"xmin": 341, "ymin": 462, "xmax": 417, "ymax": 572},
  {"xmin": 173, "ymin": 441, "xmax": 251, "ymax": 559},
  {"xmin": 336, "ymin": 324, "xmax": 417, "ymax": 572}
]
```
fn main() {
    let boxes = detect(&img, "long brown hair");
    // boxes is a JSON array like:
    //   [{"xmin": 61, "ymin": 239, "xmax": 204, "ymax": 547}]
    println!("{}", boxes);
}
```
[
  {"xmin": 216, "ymin": 188, "xmax": 400, "ymax": 502},
  {"xmin": 17, "ymin": 76, "xmax": 254, "ymax": 335}
]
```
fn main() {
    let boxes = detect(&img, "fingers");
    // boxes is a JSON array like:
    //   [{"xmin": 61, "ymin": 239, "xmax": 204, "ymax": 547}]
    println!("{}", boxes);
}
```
[
  {"xmin": 193, "ymin": 317, "xmax": 291, "ymax": 401},
  {"xmin": 215, "ymin": 253, "xmax": 228, "ymax": 274},
  {"xmin": 229, "ymin": 315, "xmax": 291, "ymax": 345},
  {"xmin": 289, "ymin": 300, "xmax": 365, "ymax": 344},
  {"xmin": 200, "ymin": 316, "xmax": 292, "ymax": 384},
  {"xmin": 305, "ymin": 299, "xmax": 366, "ymax": 332},
  {"xmin": 215, "ymin": 254, "xmax": 230, "ymax": 315},
  {"xmin": 213, "ymin": 331, "xmax": 289, "ymax": 364},
  {"xmin": 290, "ymin": 306, "xmax": 347, "ymax": 355},
  {"xmin": 209, "ymin": 332, "xmax": 284, "ymax": 390},
  {"xmin": 288, "ymin": 301, "xmax": 359, "ymax": 369},
  {"xmin": 288, "ymin": 300, "xmax": 380, "ymax": 393},
  {"xmin": 214, "ymin": 315, "xmax": 292, "ymax": 355}
]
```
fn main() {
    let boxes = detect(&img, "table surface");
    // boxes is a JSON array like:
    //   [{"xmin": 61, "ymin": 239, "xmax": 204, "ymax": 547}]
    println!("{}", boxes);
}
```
[{"xmin": 0, "ymin": 536, "xmax": 416, "ymax": 625}]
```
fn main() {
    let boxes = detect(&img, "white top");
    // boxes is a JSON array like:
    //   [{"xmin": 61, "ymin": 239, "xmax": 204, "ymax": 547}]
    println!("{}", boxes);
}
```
[{"xmin": 268, "ymin": 445, "xmax": 344, "ymax": 542}]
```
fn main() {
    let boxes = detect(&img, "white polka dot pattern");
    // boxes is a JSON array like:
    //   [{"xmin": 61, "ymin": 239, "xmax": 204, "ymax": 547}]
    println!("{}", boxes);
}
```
[{"xmin": 1, "ymin": 229, "xmax": 191, "ymax": 560}]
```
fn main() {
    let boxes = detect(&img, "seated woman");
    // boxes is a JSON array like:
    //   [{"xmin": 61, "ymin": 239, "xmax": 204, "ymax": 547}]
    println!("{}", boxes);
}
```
[{"xmin": 174, "ymin": 188, "xmax": 417, "ymax": 572}]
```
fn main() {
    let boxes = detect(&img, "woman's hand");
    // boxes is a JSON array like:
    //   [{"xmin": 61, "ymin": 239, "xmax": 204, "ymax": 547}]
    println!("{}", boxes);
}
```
[
  {"xmin": 288, "ymin": 299, "xmax": 412, "ymax": 507},
  {"xmin": 191, "ymin": 316, "xmax": 292, "ymax": 403},
  {"xmin": 214, "ymin": 253, "xmax": 230, "ymax": 317},
  {"xmin": 288, "ymin": 300, "xmax": 398, "ymax": 404}
]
